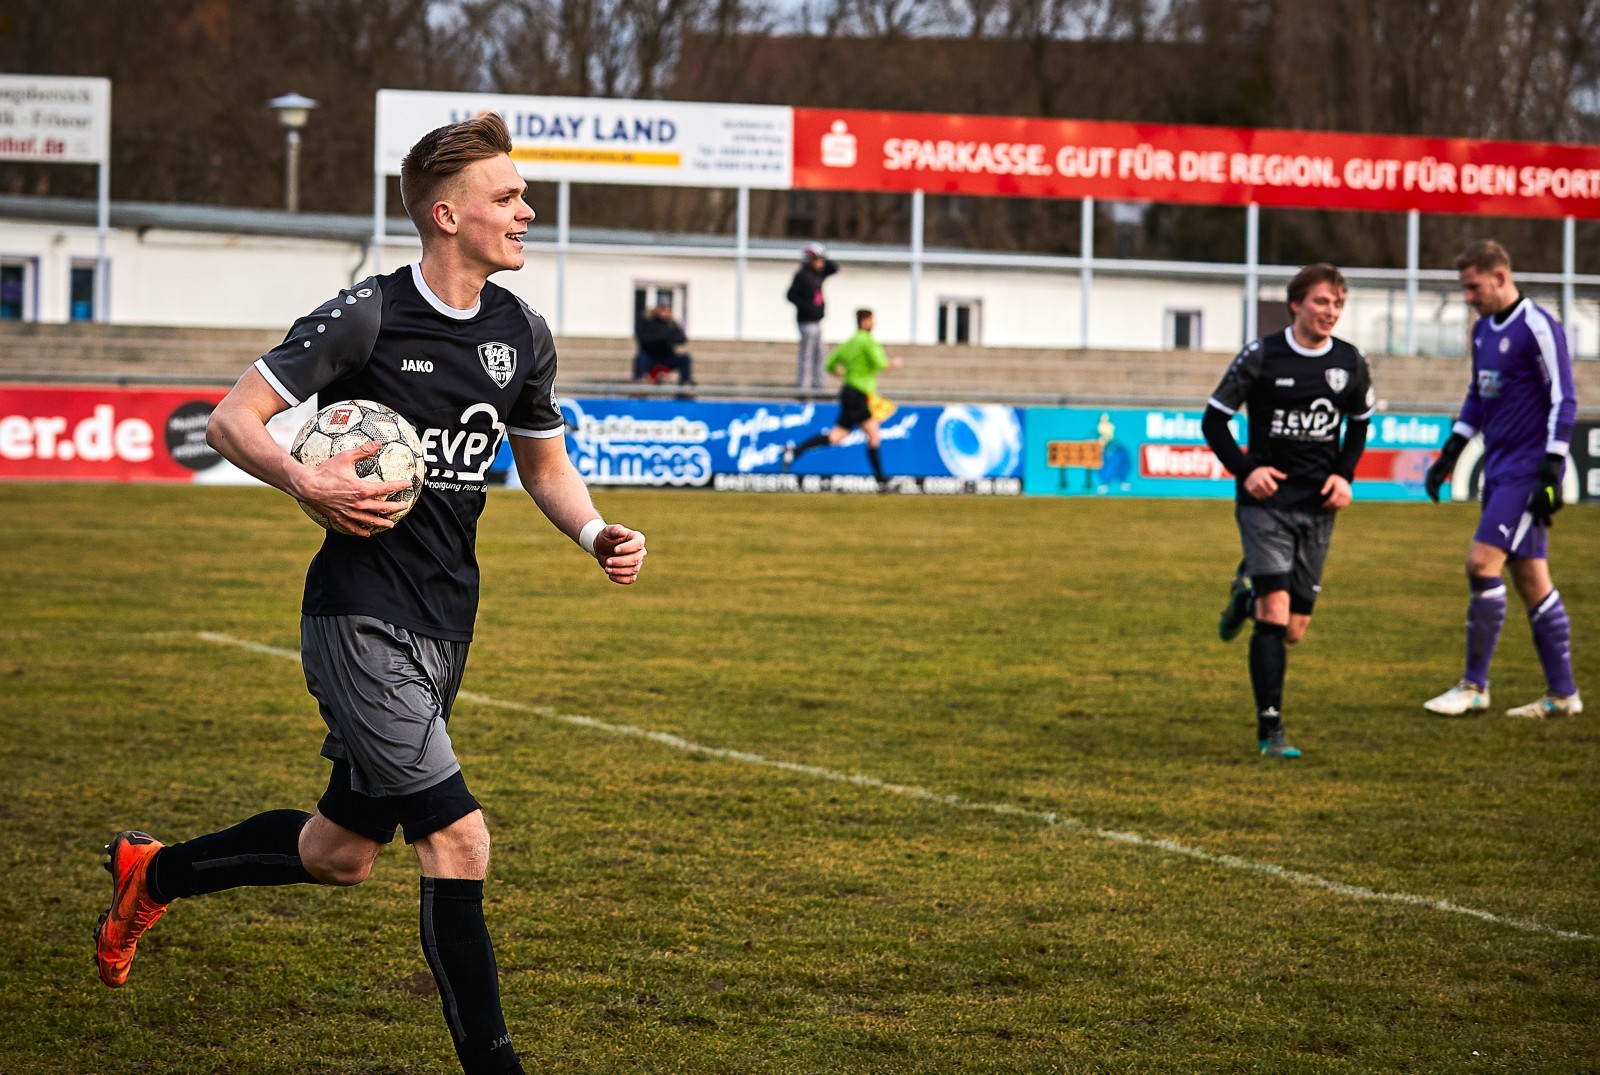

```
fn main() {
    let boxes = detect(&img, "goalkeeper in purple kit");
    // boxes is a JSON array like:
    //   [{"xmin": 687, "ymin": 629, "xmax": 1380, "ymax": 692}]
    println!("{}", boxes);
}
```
[{"xmin": 1423, "ymin": 240, "xmax": 1581, "ymax": 719}]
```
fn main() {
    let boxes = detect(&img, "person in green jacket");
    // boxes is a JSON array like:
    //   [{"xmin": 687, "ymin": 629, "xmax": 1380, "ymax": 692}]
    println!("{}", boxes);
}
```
[{"xmin": 782, "ymin": 308, "xmax": 902, "ymax": 487}]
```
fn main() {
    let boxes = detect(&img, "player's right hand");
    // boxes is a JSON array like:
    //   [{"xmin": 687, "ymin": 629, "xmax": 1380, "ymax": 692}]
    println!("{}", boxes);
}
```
[
  {"xmin": 1243, "ymin": 466, "xmax": 1286, "ymax": 500},
  {"xmin": 1424, "ymin": 433, "xmax": 1469, "ymax": 503},
  {"xmin": 297, "ymin": 441, "xmax": 414, "ymax": 537}
]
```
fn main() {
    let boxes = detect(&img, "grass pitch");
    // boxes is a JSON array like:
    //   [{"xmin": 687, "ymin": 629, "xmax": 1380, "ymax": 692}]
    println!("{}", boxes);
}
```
[{"xmin": 2, "ymin": 483, "xmax": 1597, "ymax": 1074}]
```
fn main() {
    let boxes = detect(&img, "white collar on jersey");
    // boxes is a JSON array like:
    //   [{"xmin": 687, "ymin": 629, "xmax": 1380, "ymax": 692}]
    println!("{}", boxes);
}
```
[
  {"xmin": 1283, "ymin": 326, "xmax": 1333, "ymax": 358},
  {"xmin": 410, "ymin": 263, "xmax": 481, "ymax": 320},
  {"xmin": 1486, "ymin": 295, "xmax": 1529, "ymax": 332}
]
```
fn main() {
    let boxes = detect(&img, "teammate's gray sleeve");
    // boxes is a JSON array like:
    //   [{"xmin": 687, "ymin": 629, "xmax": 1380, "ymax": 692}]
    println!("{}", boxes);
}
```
[
  {"xmin": 254, "ymin": 277, "xmax": 384, "ymax": 406},
  {"xmin": 1207, "ymin": 338, "xmax": 1263, "ymax": 415},
  {"xmin": 506, "ymin": 299, "xmax": 564, "ymax": 439}
]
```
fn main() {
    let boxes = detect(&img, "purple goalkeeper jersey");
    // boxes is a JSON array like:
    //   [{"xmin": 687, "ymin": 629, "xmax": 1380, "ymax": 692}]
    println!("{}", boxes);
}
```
[{"xmin": 1453, "ymin": 294, "xmax": 1576, "ymax": 481}]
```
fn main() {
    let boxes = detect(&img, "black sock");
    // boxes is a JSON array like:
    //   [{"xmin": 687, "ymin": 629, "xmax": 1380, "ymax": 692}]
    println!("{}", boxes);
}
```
[
  {"xmin": 791, "ymin": 433, "xmax": 831, "ymax": 460},
  {"xmin": 1249, "ymin": 621, "xmax": 1288, "ymax": 739},
  {"xmin": 420, "ymin": 877, "xmax": 522, "ymax": 1075},
  {"xmin": 866, "ymin": 445, "xmax": 886, "ymax": 483},
  {"xmin": 147, "ymin": 809, "xmax": 316, "ymax": 902}
]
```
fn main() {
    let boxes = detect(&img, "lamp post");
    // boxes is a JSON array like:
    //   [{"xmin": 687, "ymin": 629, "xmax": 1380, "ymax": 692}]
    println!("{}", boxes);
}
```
[{"xmin": 267, "ymin": 92, "xmax": 317, "ymax": 213}]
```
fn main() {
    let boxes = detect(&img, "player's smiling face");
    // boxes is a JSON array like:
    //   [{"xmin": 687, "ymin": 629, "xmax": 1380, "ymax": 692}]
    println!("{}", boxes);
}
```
[
  {"xmin": 447, "ymin": 154, "xmax": 535, "ymax": 276},
  {"xmin": 1289, "ymin": 281, "xmax": 1344, "ymax": 348}
]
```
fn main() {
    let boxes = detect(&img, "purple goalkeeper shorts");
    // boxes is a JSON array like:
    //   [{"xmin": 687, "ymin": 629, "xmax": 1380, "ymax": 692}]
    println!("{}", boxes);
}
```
[{"xmin": 1474, "ymin": 475, "xmax": 1547, "ymax": 560}]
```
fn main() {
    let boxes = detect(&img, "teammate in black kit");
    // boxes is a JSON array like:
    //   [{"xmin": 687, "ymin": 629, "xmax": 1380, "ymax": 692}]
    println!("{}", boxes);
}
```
[
  {"xmin": 1203, "ymin": 263, "xmax": 1374, "ymax": 758},
  {"xmin": 92, "ymin": 114, "xmax": 646, "ymax": 1075}
]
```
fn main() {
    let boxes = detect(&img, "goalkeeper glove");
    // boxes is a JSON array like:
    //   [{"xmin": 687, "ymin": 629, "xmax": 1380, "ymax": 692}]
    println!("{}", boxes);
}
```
[
  {"xmin": 1424, "ymin": 433, "xmax": 1469, "ymax": 503},
  {"xmin": 1527, "ymin": 453, "xmax": 1566, "ymax": 525}
]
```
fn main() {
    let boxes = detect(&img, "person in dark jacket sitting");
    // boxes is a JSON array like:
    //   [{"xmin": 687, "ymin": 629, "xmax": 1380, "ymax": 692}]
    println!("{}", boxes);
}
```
[{"xmin": 632, "ymin": 302, "xmax": 694, "ymax": 384}]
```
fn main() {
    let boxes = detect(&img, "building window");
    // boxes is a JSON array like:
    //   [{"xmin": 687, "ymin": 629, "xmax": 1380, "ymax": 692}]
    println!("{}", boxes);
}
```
[
  {"xmin": 1, "ymin": 259, "xmax": 34, "ymax": 321},
  {"xmin": 1167, "ymin": 308, "xmax": 1203, "ymax": 350},
  {"xmin": 937, "ymin": 298, "xmax": 980, "ymax": 345},
  {"xmin": 632, "ymin": 282, "xmax": 687, "ymax": 328},
  {"xmin": 70, "ymin": 260, "xmax": 98, "ymax": 322}
]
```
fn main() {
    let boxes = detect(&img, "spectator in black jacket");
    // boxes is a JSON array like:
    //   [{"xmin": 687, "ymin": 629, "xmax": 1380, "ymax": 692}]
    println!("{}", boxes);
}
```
[
  {"xmin": 787, "ymin": 242, "xmax": 838, "ymax": 391},
  {"xmin": 632, "ymin": 302, "xmax": 694, "ymax": 385}
]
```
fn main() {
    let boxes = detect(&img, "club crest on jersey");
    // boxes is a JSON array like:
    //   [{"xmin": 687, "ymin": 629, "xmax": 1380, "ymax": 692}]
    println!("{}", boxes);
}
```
[
  {"xmin": 478, "ymin": 342, "xmax": 517, "ymax": 388},
  {"xmin": 1324, "ymin": 368, "xmax": 1349, "ymax": 392}
]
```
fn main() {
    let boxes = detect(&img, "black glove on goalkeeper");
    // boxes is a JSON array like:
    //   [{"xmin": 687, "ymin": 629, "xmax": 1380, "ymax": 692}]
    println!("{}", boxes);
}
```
[
  {"xmin": 1528, "ymin": 453, "xmax": 1566, "ymax": 525},
  {"xmin": 1424, "ymin": 433, "xmax": 1469, "ymax": 503}
]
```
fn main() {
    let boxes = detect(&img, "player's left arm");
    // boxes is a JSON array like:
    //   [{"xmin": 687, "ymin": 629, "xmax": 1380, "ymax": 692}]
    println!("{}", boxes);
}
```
[
  {"xmin": 1529, "ymin": 309, "xmax": 1578, "ymax": 521},
  {"xmin": 508, "ymin": 303, "xmax": 645, "ymax": 583},
  {"xmin": 1324, "ymin": 349, "xmax": 1376, "ymax": 509},
  {"xmin": 509, "ymin": 434, "xmax": 645, "ymax": 585},
  {"xmin": 1531, "ymin": 309, "xmax": 1578, "ymax": 458}
]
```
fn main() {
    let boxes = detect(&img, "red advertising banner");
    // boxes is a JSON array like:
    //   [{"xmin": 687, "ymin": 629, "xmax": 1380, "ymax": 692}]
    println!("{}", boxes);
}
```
[
  {"xmin": 793, "ymin": 107, "xmax": 1600, "ymax": 219},
  {"xmin": 0, "ymin": 384, "xmax": 228, "ymax": 482}
]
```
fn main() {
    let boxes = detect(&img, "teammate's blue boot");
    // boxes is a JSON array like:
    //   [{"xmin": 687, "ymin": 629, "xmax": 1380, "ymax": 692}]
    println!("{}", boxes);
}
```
[{"xmin": 1258, "ymin": 730, "xmax": 1301, "ymax": 759}]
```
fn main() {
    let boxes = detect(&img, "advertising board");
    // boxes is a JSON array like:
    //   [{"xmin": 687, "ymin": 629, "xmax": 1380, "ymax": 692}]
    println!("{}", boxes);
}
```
[
  {"xmin": 490, "ymin": 396, "xmax": 1026, "ymax": 495},
  {"xmin": 0, "ymin": 74, "xmax": 111, "ymax": 165},
  {"xmin": 792, "ymin": 106, "xmax": 1600, "ymax": 219},
  {"xmin": 1022, "ymin": 406, "xmax": 1462, "ymax": 502},
  {"xmin": 376, "ymin": 90, "xmax": 792, "ymax": 190},
  {"xmin": 9, "ymin": 386, "xmax": 1592, "ymax": 508},
  {"xmin": 0, "ymin": 385, "xmax": 310, "ymax": 483}
]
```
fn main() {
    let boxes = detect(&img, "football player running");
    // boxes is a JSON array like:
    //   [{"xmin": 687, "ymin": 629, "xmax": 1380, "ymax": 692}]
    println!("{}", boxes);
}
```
[
  {"xmin": 1205, "ymin": 263, "xmax": 1374, "ymax": 759},
  {"xmin": 1422, "ymin": 239, "xmax": 1580, "ymax": 720},
  {"xmin": 93, "ymin": 113, "xmax": 645, "ymax": 1075}
]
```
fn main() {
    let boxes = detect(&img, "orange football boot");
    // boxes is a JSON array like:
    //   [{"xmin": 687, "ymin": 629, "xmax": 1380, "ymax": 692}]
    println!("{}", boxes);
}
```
[{"xmin": 94, "ymin": 831, "xmax": 168, "ymax": 987}]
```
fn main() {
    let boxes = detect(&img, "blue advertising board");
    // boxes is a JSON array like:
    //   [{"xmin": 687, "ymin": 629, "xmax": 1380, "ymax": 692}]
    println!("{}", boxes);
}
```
[
  {"xmin": 1022, "ymin": 406, "xmax": 1456, "ymax": 502},
  {"xmin": 492, "ymin": 396, "xmax": 1026, "ymax": 494}
]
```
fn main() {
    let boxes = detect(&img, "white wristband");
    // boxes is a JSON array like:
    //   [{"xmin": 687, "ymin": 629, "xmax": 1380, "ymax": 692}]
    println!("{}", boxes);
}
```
[{"xmin": 578, "ymin": 518, "xmax": 606, "ymax": 556}]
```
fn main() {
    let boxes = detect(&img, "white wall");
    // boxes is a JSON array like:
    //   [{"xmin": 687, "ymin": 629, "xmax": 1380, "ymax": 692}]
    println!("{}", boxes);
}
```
[{"xmin": 2, "ymin": 216, "xmax": 1595, "ymax": 360}]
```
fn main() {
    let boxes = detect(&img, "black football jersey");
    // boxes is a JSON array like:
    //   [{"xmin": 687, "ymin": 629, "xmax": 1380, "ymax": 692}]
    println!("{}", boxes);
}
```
[
  {"xmin": 1207, "ymin": 328, "xmax": 1375, "ymax": 513},
  {"xmin": 257, "ymin": 264, "xmax": 564, "ymax": 641}
]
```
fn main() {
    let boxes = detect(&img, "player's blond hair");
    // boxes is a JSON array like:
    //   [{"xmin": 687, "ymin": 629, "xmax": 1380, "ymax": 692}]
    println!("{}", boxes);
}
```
[
  {"xmin": 399, "ymin": 113, "xmax": 514, "ymax": 236},
  {"xmin": 1454, "ymin": 239, "xmax": 1512, "ymax": 274}
]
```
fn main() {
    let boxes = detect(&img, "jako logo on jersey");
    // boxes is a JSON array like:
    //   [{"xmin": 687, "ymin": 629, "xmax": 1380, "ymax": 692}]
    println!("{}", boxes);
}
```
[
  {"xmin": 401, "ymin": 359, "xmax": 434, "ymax": 373},
  {"xmin": 1478, "ymin": 369, "xmax": 1503, "ymax": 399},
  {"xmin": 478, "ymin": 342, "xmax": 517, "ymax": 388},
  {"xmin": 1270, "ymin": 398, "xmax": 1341, "ymax": 442},
  {"xmin": 1275, "ymin": 377, "xmax": 1295, "ymax": 386},
  {"xmin": 1325, "ymin": 368, "xmax": 1349, "ymax": 392}
]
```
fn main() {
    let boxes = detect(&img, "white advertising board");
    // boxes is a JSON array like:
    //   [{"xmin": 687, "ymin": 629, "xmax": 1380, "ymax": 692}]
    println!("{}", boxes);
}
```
[
  {"xmin": 375, "ymin": 89, "xmax": 792, "ymax": 189},
  {"xmin": 0, "ymin": 74, "xmax": 111, "ymax": 165}
]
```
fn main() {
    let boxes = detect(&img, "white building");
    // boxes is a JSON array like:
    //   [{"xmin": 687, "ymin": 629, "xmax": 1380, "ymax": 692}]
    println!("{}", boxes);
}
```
[{"xmin": 1, "ymin": 194, "xmax": 1595, "ymax": 360}]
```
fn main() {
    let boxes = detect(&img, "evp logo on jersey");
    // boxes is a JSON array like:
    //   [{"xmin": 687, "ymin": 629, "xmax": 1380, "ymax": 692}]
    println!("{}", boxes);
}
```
[
  {"xmin": 1270, "ymin": 399, "xmax": 1341, "ymax": 442},
  {"xmin": 478, "ymin": 342, "xmax": 517, "ymax": 389},
  {"xmin": 420, "ymin": 402, "xmax": 508, "ymax": 486},
  {"xmin": 1478, "ymin": 369, "xmax": 1503, "ymax": 399}
]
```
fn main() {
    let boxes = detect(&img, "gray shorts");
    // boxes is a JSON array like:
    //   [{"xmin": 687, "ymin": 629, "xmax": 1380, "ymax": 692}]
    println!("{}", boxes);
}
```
[
  {"xmin": 1236, "ymin": 503, "xmax": 1336, "ymax": 610},
  {"xmin": 300, "ymin": 614, "xmax": 469, "ymax": 797}
]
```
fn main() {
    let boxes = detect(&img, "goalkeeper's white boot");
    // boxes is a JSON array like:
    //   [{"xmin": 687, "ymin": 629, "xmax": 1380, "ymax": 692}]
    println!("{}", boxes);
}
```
[
  {"xmin": 1423, "ymin": 680, "xmax": 1490, "ymax": 716},
  {"xmin": 1506, "ymin": 691, "xmax": 1583, "ymax": 720}
]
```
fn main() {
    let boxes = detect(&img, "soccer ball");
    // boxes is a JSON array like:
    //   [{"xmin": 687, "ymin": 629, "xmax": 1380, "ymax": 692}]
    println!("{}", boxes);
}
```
[{"xmin": 288, "ymin": 399, "xmax": 427, "ymax": 531}]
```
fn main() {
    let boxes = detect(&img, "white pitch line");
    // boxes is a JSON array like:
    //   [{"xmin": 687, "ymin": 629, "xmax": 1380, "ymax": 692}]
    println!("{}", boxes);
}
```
[{"xmin": 198, "ymin": 631, "xmax": 1593, "ymax": 942}]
